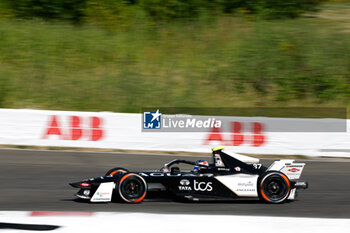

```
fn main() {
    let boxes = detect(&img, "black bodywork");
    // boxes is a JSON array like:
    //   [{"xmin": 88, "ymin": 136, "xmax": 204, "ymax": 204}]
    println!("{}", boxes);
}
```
[{"xmin": 70, "ymin": 149, "xmax": 307, "ymax": 202}]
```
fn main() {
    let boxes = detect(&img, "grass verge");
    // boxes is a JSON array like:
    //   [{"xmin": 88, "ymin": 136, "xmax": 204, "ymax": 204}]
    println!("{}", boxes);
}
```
[{"xmin": 0, "ymin": 3, "xmax": 349, "ymax": 115}]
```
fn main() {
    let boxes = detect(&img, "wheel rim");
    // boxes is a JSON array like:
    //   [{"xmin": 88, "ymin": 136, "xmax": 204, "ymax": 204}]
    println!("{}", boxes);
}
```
[
  {"xmin": 119, "ymin": 174, "xmax": 146, "ymax": 203},
  {"xmin": 261, "ymin": 174, "xmax": 290, "ymax": 202},
  {"xmin": 122, "ymin": 179, "xmax": 143, "ymax": 199}
]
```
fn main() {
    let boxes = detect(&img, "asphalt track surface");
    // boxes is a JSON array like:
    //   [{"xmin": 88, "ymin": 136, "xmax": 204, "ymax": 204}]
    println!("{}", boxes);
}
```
[{"xmin": 0, "ymin": 149, "xmax": 349, "ymax": 218}]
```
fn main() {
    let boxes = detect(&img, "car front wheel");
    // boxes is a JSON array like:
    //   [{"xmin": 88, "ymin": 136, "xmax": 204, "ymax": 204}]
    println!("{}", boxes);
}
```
[{"xmin": 118, "ymin": 173, "xmax": 147, "ymax": 203}]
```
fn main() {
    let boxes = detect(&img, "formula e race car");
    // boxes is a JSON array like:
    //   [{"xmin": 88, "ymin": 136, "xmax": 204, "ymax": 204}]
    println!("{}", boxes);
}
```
[{"xmin": 70, "ymin": 146, "xmax": 308, "ymax": 204}]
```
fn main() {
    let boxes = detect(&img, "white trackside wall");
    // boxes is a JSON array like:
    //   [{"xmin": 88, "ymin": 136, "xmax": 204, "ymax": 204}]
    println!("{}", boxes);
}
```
[{"xmin": 0, "ymin": 108, "xmax": 350, "ymax": 157}]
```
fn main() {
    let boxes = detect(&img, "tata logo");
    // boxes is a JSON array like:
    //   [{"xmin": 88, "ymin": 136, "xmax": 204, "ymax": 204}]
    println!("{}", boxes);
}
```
[
  {"xmin": 179, "ymin": 186, "xmax": 192, "ymax": 191},
  {"xmin": 180, "ymin": 179, "xmax": 190, "ymax": 185},
  {"xmin": 194, "ymin": 180, "xmax": 213, "ymax": 192},
  {"xmin": 178, "ymin": 179, "xmax": 191, "ymax": 190},
  {"xmin": 288, "ymin": 168, "xmax": 300, "ymax": 173}
]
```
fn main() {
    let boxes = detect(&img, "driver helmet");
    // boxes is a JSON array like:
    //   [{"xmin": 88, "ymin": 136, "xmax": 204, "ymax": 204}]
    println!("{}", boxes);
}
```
[{"xmin": 193, "ymin": 160, "xmax": 209, "ymax": 172}]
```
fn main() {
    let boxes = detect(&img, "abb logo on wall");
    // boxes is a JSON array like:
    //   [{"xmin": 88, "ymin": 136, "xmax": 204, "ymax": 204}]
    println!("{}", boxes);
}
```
[
  {"xmin": 42, "ymin": 115, "xmax": 104, "ymax": 141},
  {"xmin": 204, "ymin": 122, "xmax": 265, "ymax": 147}
]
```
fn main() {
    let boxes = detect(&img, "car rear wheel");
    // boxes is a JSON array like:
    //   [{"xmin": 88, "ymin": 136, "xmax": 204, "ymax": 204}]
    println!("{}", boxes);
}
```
[
  {"xmin": 118, "ymin": 173, "xmax": 147, "ymax": 203},
  {"xmin": 258, "ymin": 172, "xmax": 291, "ymax": 203},
  {"xmin": 105, "ymin": 167, "xmax": 129, "ymax": 176}
]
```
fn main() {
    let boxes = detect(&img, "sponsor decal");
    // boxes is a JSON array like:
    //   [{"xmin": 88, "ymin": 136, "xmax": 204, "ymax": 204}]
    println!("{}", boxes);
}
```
[
  {"xmin": 139, "ymin": 172, "xmax": 190, "ymax": 177},
  {"xmin": 42, "ymin": 115, "xmax": 104, "ymax": 141},
  {"xmin": 231, "ymin": 178, "xmax": 257, "ymax": 193},
  {"xmin": 178, "ymin": 179, "xmax": 213, "ymax": 192},
  {"xmin": 295, "ymin": 181, "xmax": 307, "ymax": 186},
  {"xmin": 204, "ymin": 122, "xmax": 265, "ymax": 147},
  {"xmin": 194, "ymin": 180, "xmax": 213, "ymax": 192},
  {"xmin": 218, "ymin": 168, "xmax": 230, "ymax": 171},
  {"xmin": 178, "ymin": 179, "xmax": 192, "ymax": 191},
  {"xmin": 180, "ymin": 179, "xmax": 190, "ymax": 185},
  {"xmin": 238, "ymin": 181, "xmax": 254, "ymax": 187},
  {"xmin": 92, "ymin": 198, "xmax": 110, "ymax": 201},
  {"xmin": 288, "ymin": 168, "xmax": 300, "ymax": 173},
  {"xmin": 139, "ymin": 172, "xmax": 213, "ymax": 178},
  {"xmin": 80, "ymin": 182, "xmax": 90, "ymax": 187},
  {"xmin": 91, "ymin": 182, "xmax": 113, "ymax": 202},
  {"xmin": 214, "ymin": 154, "xmax": 225, "ymax": 167},
  {"xmin": 92, "ymin": 192, "xmax": 111, "ymax": 201},
  {"xmin": 96, "ymin": 192, "xmax": 110, "ymax": 197},
  {"xmin": 236, "ymin": 188, "xmax": 256, "ymax": 192}
]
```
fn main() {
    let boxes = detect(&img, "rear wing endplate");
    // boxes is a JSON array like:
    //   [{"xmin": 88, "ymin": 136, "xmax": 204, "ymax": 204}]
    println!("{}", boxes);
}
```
[{"xmin": 267, "ymin": 160, "xmax": 305, "ymax": 180}]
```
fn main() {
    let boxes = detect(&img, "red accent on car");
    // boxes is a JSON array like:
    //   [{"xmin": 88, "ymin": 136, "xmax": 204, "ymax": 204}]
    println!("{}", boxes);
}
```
[
  {"xmin": 288, "ymin": 168, "xmax": 300, "ymax": 173},
  {"xmin": 80, "ymin": 182, "xmax": 90, "ymax": 187}
]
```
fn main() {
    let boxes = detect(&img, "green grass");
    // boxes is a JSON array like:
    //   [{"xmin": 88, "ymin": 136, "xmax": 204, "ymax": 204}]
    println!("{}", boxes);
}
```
[{"xmin": 0, "ymin": 3, "xmax": 349, "ymax": 115}]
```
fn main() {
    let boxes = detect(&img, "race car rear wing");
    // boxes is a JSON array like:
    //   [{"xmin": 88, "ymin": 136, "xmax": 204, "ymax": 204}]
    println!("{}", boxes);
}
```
[
  {"xmin": 267, "ymin": 160, "xmax": 305, "ymax": 180},
  {"xmin": 212, "ymin": 149, "xmax": 265, "ymax": 174}
]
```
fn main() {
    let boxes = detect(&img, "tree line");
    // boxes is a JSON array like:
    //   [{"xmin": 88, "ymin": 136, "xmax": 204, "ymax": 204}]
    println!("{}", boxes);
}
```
[{"xmin": 0, "ymin": 0, "xmax": 324, "ymax": 23}]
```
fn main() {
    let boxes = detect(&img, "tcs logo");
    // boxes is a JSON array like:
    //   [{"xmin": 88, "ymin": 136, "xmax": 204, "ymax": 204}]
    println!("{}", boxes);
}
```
[
  {"xmin": 204, "ymin": 122, "xmax": 265, "ymax": 147},
  {"xmin": 42, "ymin": 115, "xmax": 104, "ymax": 141}
]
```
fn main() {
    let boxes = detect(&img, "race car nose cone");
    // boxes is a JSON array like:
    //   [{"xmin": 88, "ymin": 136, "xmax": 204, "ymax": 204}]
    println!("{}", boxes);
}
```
[{"xmin": 69, "ymin": 182, "xmax": 80, "ymax": 188}]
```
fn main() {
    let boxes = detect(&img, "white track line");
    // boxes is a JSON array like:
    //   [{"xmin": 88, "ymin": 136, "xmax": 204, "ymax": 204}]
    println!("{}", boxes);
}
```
[
  {"xmin": 0, "ymin": 211, "xmax": 349, "ymax": 233},
  {"xmin": 1, "ymin": 147, "xmax": 350, "ymax": 162}
]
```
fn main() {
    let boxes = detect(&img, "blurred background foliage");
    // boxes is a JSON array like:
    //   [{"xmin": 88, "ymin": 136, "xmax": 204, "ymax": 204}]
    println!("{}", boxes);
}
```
[
  {"xmin": 0, "ymin": 0, "xmax": 349, "ymax": 113},
  {"xmin": 1, "ymin": 0, "xmax": 327, "ymax": 21},
  {"xmin": 6, "ymin": 0, "xmax": 87, "ymax": 22}
]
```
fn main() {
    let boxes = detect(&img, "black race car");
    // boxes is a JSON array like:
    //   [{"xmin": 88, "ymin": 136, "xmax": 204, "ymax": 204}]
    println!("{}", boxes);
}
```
[{"xmin": 70, "ymin": 146, "xmax": 308, "ymax": 204}]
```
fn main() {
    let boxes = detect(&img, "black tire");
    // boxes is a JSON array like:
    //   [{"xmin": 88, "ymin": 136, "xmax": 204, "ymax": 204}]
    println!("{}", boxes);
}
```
[
  {"xmin": 105, "ymin": 167, "xmax": 129, "ymax": 176},
  {"xmin": 258, "ymin": 171, "xmax": 291, "ymax": 203},
  {"xmin": 118, "ymin": 173, "xmax": 147, "ymax": 203}
]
